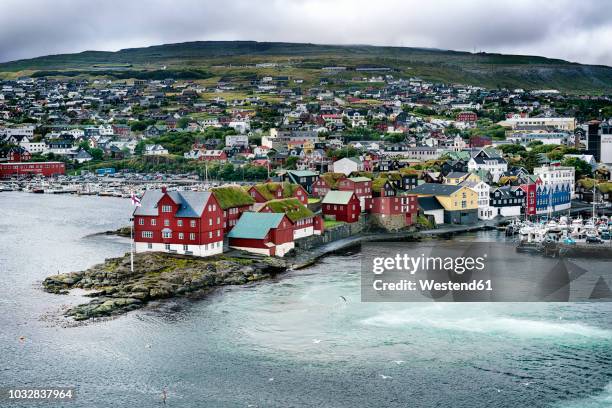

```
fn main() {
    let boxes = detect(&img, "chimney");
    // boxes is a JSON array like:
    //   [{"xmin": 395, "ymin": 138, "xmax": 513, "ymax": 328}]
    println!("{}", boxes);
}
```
[{"xmin": 161, "ymin": 186, "xmax": 167, "ymax": 193}]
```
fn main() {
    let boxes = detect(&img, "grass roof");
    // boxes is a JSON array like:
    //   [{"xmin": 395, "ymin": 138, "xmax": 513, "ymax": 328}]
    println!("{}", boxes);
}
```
[
  {"xmin": 398, "ymin": 167, "xmax": 421, "ymax": 176},
  {"xmin": 252, "ymin": 182, "xmax": 299, "ymax": 201},
  {"xmin": 211, "ymin": 186, "xmax": 255, "ymax": 209},
  {"xmin": 350, "ymin": 171, "xmax": 374, "ymax": 179},
  {"xmin": 578, "ymin": 178, "xmax": 612, "ymax": 193},
  {"xmin": 261, "ymin": 198, "xmax": 314, "ymax": 222},
  {"xmin": 320, "ymin": 172, "xmax": 346, "ymax": 189},
  {"xmin": 380, "ymin": 171, "xmax": 402, "ymax": 181},
  {"xmin": 372, "ymin": 177, "xmax": 393, "ymax": 192}
]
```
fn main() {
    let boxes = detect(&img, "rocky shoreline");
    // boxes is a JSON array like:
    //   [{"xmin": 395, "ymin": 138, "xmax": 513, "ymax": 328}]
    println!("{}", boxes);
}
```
[{"xmin": 43, "ymin": 252, "xmax": 287, "ymax": 321}]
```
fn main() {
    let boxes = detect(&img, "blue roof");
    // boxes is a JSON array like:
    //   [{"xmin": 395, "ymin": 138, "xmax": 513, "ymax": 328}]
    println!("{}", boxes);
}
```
[
  {"xmin": 227, "ymin": 212, "xmax": 285, "ymax": 239},
  {"xmin": 133, "ymin": 190, "xmax": 212, "ymax": 218}
]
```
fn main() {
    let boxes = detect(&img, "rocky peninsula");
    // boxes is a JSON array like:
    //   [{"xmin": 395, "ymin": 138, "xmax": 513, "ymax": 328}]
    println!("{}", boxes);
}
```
[{"xmin": 43, "ymin": 252, "xmax": 287, "ymax": 321}]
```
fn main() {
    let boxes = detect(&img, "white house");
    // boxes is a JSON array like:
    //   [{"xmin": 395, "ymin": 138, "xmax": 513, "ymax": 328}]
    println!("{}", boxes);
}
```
[
  {"xmin": 333, "ymin": 157, "xmax": 363, "ymax": 175},
  {"xmin": 144, "ymin": 144, "xmax": 169, "ymax": 155},
  {"xmin": 228, "ymin": 120, "xmax": 250, "ymax": 134},
  {"xmin": 534, "ymin": 165, "xmax": 576, "ymax": 199},
  {"xmin": 225, "ymin": 135, "xmax": 249, "ymax": 148},
  {"xmin": 98, "ymin": 124, "xmax": 114, "ymax": 136},
  {"xmin": 467, "ymin": 149, "xmax": 508, "ymax": 183},
  {"xmin": 461, "ymin": 180, "xmax": 492, "ymax": 220}
]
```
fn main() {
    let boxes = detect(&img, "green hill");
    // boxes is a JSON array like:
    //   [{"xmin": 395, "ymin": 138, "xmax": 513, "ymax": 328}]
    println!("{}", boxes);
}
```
[{"xmin": 2, "ymin": 40, "xmax": 612, "ymax": 93}]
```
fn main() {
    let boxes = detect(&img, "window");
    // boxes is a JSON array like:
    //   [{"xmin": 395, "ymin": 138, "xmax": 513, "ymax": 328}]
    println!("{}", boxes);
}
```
[
  {"xmin": 190, "ymin": 220, "xmax": 196, "ymax": 228},
  {"xmin": 162, "ymin": 205, "xmax": 172, "ymax": 213},
  {"xmin": 165, "ymin": 244, "xmax": 171, "ymax": 251},
  {"xmin": 147, "ymin": 243, "xmax": 152, "ymax": 249},
  {"xmin": 138, "ymin": 218, "xmax": 144, "ymax": 225},
  {"xmin": 209, "ymin": 219, "xmax": 213, "ymax": 226},
  {"xmin": 209, "ymin": 232, "xmax": 212, "ymax": 238},
  {"xmin": 141, "ymin": 231, "xmax": 153, "ymax": 238},
  {"xmin": 162, "ymin": 231, "xmax": 172, "ymax": 239},
  {"xmin": 151, "ymin": 219, "xmax": 156, "ymax": 226},
  {"xmin": 183, "ymin": 244, "xmax": 189, "ymax": 251},
  {"xmin": 164, "ymin": 219, "xmax": 170, "ymax": 226},
  {"xmin": 179, "ymin": 233, "xmax": 184, "ymax": 240},
  {"xmin": 177, "ymin": 220, "xmax": 183, "ymax": 227},
  {"xmin": 217, "ymin": 230, "xmax": 221, "ymax": 237},
  {"xmin": 217, "ymin": 217, "xmax": 221, "ymax": 224},
  {"xmin": 190, "ymin": 233, "xmax": 195, "ymax": 240}
]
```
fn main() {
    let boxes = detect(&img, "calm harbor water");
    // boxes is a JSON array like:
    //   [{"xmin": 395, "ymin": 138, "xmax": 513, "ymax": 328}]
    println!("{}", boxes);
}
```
[{"xmin": 1, "ymin": 191, "xmax": 611, "ymax": 407}]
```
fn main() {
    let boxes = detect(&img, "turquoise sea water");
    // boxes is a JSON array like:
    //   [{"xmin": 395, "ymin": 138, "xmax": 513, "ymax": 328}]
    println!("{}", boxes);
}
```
[{"xmin": 1, "ymin": 192, "xmax": 611, "ymax": 407}]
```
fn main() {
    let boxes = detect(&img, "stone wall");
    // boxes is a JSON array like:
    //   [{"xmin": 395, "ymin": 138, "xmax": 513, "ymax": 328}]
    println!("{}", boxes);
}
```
[
  {"xmin": 294, "ymin": 216, "xmax": 368, "ymax": 250},
  {"xmin": 369, "ymin": 214, "xmax": 407, "ymax": 231}
]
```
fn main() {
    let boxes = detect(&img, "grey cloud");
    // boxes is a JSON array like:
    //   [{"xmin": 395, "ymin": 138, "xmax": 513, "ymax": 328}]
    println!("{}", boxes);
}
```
[{"xmin": 0, "ymin": 0, "xmax": 611, "ymax": 65}]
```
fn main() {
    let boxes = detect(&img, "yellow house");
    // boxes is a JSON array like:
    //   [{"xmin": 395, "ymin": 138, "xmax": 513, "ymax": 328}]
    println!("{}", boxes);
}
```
[
  {"xmin": 411, "ymin": 183, "xmax": 478, "ymax": 224},
  {"xmin": 443, "ymin": 172, "xmax": 469, "ymax": 185},
  {"xmin": 464, "ymin": 172, "xmax": 482, "ymax": 183}
]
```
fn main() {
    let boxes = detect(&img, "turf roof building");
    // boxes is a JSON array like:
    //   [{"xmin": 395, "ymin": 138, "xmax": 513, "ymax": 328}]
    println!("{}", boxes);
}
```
[
  {"xmin": 210, "ymin": 185, "xmax": 256, "ymax": 232},
  {"xmin": 247, "ymin": 182, "xmax": 308, "ymax": 205},
  {"xmin": 227, "ymin": 212, "xmax": 295, "ymax": 257},
  {"xmin": 258, "ymin": 198, "xmax": 323, "ymax": 239}
]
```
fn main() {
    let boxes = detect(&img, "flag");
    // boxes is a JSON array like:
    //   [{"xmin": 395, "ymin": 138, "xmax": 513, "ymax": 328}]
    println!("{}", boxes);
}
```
[{"xmin": 130, "ymin": 192, "xmax": 141, "ymax": 207}]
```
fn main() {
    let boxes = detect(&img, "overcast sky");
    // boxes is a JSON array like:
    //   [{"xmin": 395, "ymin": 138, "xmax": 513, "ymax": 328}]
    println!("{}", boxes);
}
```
[{"xmin": 1, "ymin": 0, "xmax": 611, "ymax": 66}]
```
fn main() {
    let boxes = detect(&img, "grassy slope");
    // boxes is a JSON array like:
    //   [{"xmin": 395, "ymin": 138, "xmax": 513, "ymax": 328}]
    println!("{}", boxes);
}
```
[{"xmin": 1, "ymin": 41, "xmax": 612, "ymax": 93}]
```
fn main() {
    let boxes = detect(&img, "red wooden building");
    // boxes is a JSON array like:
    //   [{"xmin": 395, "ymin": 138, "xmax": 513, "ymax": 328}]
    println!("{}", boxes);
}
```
[
  {"xmin": 247, "ymin": 182, "xmax": 308, "ymax": 205},
  {"xmin": 210, "ymin": 185, "xmax": 255, "ymax": 232},
  {"xmin": 311, "ymin": 173, "xmax": 346, "ymax": 197},
  {"xmin": 337, "ymin": 176, "xmax": 372, "ymax": 212},
  {"xmin": 0, "ymin": 162, "xmax": 65, "ymax": 178},
  {"xmin": 369, "ymin": 194, "xmax": 418, "ymax": 228},
  {"xmin": 321, "ymin": 191, "xmax": 361, "ymax": 223},
  {"xmin": 133, "ymin": 187, "xmax": 224, "ymax": 257},
  {"xmin": 258, "ymin": 198, "xmax": 324, "ymax": 239},
  {"xmin": 227, "ymin": 212, "xmax": 295, "ymax": 257},
  {"xmin": 199, "ymin": 150, "xmax": 228, "ymax": 162},
  {"xmin": 8, "ymin": 147, "xmax": 32, "ymax": 162},
  {"xmin": 519, "ymin": 176, "xmax": 540, "ymax": 216},
  {"xmin": 457, "ymin": 111, "xmax": 478, "ymax": 122}
]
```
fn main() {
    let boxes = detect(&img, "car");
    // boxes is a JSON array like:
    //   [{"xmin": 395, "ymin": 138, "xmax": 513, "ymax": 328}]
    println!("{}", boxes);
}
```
[{"xmin": 586, "ymin": 236, "xmax": 603, "ymax": 244}]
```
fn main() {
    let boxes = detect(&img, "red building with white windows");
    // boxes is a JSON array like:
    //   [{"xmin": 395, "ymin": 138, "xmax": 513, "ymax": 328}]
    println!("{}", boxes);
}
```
[
  {"xmin": 457, "ymin": 111, "xmax": 478, "ymax": 122},
  {"xmin": 8, "ymin": 147, "xmax": 32, "ymax": 162},
  {"xmin": 337, "ymin": 176, "xmax": 372, "ymax": 212},
  {"xmin": 519, "ymin": 176, "xmax": 540, "ymax": 216},
  {"xmin": 247, "ymin": 182, "xmax": 308, "ymax": 205},
  {"xmin": 369, "ymin": 194, "xmax": 418, "ymax": 228},
  {"xmin": 210, "ymin": 185, "xmax": 255, "ymax": 232},
  {"xmin": 321, "ymin": 191, "xmax": 361, "ymax": 223},
  {"xmin": 227, "ymin": 212, "xmax": 295, "ymax": 257},
  {"xmin": 257, "ymin": 198, "xmax": 324, "ymax": 239},
  {"xmin": 133, "ymin": 187, "xmax": 224, "ymax": 257},
  {"xmin": 0, "ymin": 162, "xmax": 65, "ymax": 178}
]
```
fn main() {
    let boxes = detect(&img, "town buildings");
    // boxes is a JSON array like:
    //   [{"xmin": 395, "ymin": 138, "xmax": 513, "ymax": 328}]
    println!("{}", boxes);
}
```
[{"xmin": 133, "ymin": 188, "xmax": 224, "ymax": 257}]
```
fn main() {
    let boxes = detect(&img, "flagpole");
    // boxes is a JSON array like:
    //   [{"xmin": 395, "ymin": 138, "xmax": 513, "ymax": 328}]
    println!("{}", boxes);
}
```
[{"xmin": 130, "ymin": 217, "xmax": 134, "ymax": 273}]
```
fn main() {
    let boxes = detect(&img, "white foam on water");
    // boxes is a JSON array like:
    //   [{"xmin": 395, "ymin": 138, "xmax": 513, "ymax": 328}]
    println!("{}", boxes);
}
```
[
  {"xmin": 361, "ymin": 310, "xmax": 611, "ymax": 339},
  {"xmin": 555, "ymin": 382, "xmax": 612, "ymax": 407}
]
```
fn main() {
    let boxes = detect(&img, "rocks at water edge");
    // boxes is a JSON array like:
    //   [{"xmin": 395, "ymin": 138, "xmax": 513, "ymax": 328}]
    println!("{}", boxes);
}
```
[{"xmin": 43, "ymin": 252, "xmax": 287, "ymax": 321}]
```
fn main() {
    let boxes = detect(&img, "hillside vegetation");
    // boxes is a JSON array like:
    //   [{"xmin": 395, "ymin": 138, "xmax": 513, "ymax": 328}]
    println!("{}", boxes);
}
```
[{"xmin": 1, "ymin": 41, "xmax": 612, "ymax": 93}]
